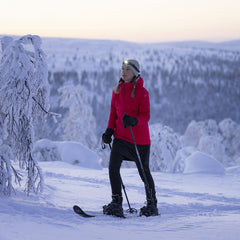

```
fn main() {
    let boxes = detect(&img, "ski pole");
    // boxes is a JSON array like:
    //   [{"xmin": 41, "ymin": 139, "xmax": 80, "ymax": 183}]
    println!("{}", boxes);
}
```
[
  {"xmin": 128, "ymin": 125, "xmax": 153, "ymax": 202},
  {"xmin": 120, "ymin": 176, "xmax": 137, "ymax": 213},
  {"xmin": 108, "ymin": 144, "xmax": 137, "ymax": 214}
]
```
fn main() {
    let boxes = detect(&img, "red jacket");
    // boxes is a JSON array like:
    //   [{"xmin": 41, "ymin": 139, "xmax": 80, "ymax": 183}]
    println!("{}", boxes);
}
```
[{"xmin": 107, "ymin": 77, "xmax": 151, "ymax": 145}]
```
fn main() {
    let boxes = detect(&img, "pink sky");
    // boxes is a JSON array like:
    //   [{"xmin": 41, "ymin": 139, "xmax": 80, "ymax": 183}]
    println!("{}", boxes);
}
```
[{"xmin": 1, "ymin": 0, "xmax": 240, "ymax": 42}]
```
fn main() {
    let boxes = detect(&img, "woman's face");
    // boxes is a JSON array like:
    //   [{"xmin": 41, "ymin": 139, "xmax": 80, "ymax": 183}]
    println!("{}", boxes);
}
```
[{"xmin": 121, "ymin": 65, "xmax": 135, "ymax": 83}]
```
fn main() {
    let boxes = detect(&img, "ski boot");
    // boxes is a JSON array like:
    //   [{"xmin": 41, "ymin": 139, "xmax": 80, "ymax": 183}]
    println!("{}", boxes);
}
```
[
  {"xmin": 140, "ymin": 197, "xmax": 159, "ymax": 217},
  {"xmin": 103, "ymin": 194, "xmax": 124, "ymax": 218}
]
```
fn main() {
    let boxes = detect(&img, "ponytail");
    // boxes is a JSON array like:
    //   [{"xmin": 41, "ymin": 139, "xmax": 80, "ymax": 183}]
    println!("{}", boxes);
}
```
[
  {"xmin": 131, "ymin": 75, "xmax": 140, "ymax": 98},
  {"xmin": 114, "ymin": 78, "xmax": 124, "ymax": 94}
]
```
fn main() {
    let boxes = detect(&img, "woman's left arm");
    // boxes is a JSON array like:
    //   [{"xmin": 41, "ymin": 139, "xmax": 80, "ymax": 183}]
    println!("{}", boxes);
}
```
[{"xmin": 137, "ymin": 89, "xmax": 150, "ymax": 125}]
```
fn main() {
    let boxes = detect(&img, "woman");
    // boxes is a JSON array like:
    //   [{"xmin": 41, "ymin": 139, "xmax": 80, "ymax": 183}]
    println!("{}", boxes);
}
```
[{"xmin": 102, "ymin": 59, "xmax": 158, "ymax": 217}]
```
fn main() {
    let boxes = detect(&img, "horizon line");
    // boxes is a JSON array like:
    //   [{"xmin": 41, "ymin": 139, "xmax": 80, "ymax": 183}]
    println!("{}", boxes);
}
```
[{"xmin": 1, "ymin": 33, "xmax": 240, "ymax": 45}]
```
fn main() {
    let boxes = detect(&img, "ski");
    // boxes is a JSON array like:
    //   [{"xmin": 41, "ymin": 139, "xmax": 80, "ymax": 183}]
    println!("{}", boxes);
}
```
[
  {"xmin": 73, "ymin": 205, "xmax": 130, "ymax": 219},
  {"xmin": 73, "ymin": 205, "xmax": 98, "ymax": 218},
  {"xmin": 73, "ymin": 205, "xmax": 159, "ymax": 219}
]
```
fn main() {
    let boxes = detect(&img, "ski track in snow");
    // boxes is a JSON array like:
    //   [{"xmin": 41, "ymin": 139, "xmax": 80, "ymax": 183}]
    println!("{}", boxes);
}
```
[{"xmin": 0, "ymin": 161, "xmax": 240, "ymax": 240}]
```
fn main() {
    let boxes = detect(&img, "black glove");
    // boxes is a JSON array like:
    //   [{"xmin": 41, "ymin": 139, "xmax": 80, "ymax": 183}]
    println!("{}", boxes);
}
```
[
  {"xmin": 102, "ymin": 128, "xmax": 114, "ymax": 144},
  {"xmin": 122, "ymin": 113, "xmax": 138, "ymax": 128}
]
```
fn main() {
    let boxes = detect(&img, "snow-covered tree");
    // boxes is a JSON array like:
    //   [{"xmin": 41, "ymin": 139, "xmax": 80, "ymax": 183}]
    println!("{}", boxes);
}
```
[
  {"xmin": 0, "ymin": 35, "xmax": 49, "ymax": 195},
  {"xmin": 56, "ymin": 83, "xmax": 97, "ymax": 149},
  {"xmin": 181, "ymin": 119, "xmax": 220, "ymax": 147},
  {"xmin": 219, "ymin": 118, "xmax": 240, "ymax": 165},
  {"xmin": 179, "ymin": 119, "xmax": 239, "ymax": 169},
  {"xmin": 150, "ymin": 124, "xmax": 181, "ymax": 172}
]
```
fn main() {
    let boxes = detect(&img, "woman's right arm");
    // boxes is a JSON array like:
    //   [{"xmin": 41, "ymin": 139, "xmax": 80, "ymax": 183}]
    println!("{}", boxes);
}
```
[{"xmin": 107, "ymin": 91, "xmax": 117, "ymax": 130}]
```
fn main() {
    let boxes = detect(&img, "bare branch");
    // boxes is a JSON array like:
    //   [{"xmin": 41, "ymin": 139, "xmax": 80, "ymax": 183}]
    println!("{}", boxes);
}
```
[{"xmin": 32, "ymin": 96, "xmax": 60, "ymax": 117}]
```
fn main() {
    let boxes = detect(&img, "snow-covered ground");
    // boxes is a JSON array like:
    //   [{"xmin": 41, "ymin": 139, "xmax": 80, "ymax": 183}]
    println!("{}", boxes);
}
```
[{"xmin": 1, "ymin": 158, "xmax": 240, "ymax": 240}]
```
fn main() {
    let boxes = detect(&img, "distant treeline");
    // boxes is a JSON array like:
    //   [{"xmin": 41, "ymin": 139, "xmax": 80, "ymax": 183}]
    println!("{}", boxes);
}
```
[{"xmin": 46, "ymin": 45, "xmax": 240, "ymax": 139}]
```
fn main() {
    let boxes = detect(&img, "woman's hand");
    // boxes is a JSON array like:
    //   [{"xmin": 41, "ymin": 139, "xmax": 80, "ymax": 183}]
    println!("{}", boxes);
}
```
[
  {"xmin": 122, "ymin": 113, "xmax": 138, "ymax": 128},
  {"xmin": 102, "ymin": 128, "xmax": 114, "ymax": 144}
]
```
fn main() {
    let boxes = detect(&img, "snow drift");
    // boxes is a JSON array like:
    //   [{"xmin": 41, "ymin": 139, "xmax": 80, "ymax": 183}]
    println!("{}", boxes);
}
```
[
  {"xmin": 184, "ymin": 151, "xmax": 225, "ymax": 174},
  {"xmin": 33, "ymin": 139, "xmax": 102, "ymax": 170}
]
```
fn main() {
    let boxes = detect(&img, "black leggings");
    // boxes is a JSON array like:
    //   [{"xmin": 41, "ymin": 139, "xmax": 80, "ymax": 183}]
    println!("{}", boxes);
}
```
[{"xmin": 109, "ymin": 138, "xmax": 156, "ymax": 199}]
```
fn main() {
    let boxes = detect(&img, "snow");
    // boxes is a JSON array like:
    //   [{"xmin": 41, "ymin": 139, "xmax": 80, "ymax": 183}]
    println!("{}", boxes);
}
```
[
  {"xmin": 33, "ymin": 139, "xmax": 102, "ymax": 170},
  {"xmin": 1, "ymin": 144, "xmax": 240, "ymax": 240},
  {"xmin": 184, "ymin": 151, "xmax": 225, "ymax": 174}
]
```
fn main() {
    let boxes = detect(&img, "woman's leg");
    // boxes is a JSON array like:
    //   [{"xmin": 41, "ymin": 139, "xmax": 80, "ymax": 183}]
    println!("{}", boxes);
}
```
[
  {"xmin": 134, "ymin": 145, "xmax": 156, "ymax": 200},
  {"xmin": 103, "ymin": 139, "xmax": 126, "ymax": 217},
  {"xmin": 108, "ymin": 139, "xmax": 125, "ymax": 196},
  {"xmin": 133, "ymin": 145, "xmax": 158, "ymax": 216}
]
